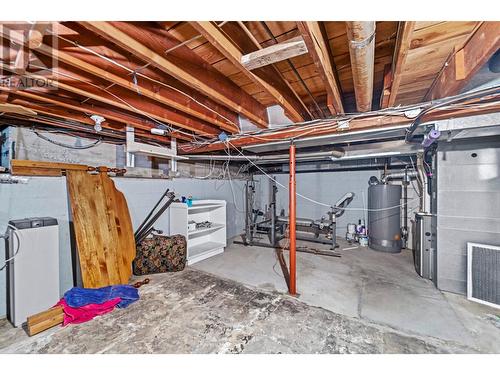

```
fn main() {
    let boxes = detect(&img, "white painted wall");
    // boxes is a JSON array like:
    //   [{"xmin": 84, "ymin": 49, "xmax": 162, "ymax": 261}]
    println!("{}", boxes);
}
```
[{"xmin": 0, "ymin": 176, "xmax": 246, "ymax": 318}]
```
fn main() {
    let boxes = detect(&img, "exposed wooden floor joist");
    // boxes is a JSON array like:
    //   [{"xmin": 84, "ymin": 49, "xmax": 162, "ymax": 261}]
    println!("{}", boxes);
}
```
[
  {"xmin": 0, "ymin": 20, "xmax": 497, "ymax": 146},
  {"xmin": 79, "ymin": 22, "xmax": 269, "ymax": 129}
]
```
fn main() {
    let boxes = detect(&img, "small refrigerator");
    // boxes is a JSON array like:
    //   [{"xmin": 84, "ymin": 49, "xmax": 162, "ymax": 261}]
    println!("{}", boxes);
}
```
[{"xmin": 7, "ymin": 217, "xmax": 60, "ymax": 327}]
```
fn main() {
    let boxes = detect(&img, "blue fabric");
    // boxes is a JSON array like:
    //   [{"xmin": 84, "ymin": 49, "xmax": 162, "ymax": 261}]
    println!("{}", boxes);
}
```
[{"xmin": 63, "ymin": 285, "xmax": 139, "ymax": 308}]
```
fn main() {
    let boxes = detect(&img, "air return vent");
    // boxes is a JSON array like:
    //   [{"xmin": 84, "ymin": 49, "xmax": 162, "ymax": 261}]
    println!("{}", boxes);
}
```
[{"xmin": 467, "ymin": 242, "xmax": 500, "ymax": 309}]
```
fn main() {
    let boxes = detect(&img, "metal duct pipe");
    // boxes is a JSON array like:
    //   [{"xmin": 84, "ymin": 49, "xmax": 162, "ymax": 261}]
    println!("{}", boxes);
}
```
[
  {"xmin": 416, "ymin": 153, "xmax": 430, "ymax": 213},
  {"xmin": 186, "ymin": 154, "xmax": 260, "ymax": 161},
  {"xmin": 381, "ymin": 170, "xmax": 418, "ymax": 183},
  {"xmin": 489, "ymin": 49, "xmax": 500, "ymax": 73},
  {"xmin": 186, "ymin": 149, "xmax": 345, "ymax": 162},
  {"xmin": 259, "ymin": 150, "xmax": 344, "ymax": 160},
  {"xmin": 346, "ymin": 21, "xmax": 376, "ymax": 112},
  {"xmin": 254, "ymin": 150, "xmax": 345, "ymax": 165}
]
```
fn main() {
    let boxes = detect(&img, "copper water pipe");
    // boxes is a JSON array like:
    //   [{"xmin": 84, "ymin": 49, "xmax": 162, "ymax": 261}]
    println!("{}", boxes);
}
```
[{"xmin": 288, "ymin": 143, "xmax": 297, "ymax": 295}]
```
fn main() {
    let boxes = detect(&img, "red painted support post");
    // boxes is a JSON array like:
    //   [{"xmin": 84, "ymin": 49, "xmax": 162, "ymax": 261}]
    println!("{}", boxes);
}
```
[{"xmin": 289, "ymin": 142, "xmax": 297, "ymax": 295}]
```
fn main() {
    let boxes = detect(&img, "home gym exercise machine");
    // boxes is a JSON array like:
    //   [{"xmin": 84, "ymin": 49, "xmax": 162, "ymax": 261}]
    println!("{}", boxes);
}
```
[{"xmin": 236, "ymin": 178, "xmax": 354, "ymax": 256}]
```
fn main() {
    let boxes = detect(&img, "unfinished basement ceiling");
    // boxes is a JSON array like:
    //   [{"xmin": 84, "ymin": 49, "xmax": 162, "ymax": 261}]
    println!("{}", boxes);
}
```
[{"xmin": 1, "ymin": 21, "xmax": 498, "ymax": 151}]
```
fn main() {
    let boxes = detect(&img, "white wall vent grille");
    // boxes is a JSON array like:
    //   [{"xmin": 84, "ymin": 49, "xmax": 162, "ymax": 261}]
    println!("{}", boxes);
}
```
[{"xmin": 467, "ymin": 242, "xmax": 500, "ymax": 309}]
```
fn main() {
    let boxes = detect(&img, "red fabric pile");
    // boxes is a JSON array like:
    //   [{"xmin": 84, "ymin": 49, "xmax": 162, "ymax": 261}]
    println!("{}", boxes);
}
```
[{"xmin": 56, "ymin": 298, "xmax": 121, "ymax": 325}]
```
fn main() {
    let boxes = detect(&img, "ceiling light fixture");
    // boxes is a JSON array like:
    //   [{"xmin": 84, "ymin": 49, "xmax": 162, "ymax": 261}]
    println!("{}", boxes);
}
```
[{"xmin": 90, "ymin": 114, "xmax": 106, "ymax": 132}]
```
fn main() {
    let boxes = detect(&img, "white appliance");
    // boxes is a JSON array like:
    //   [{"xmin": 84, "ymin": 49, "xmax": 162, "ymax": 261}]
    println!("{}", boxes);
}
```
[{"xmin": 7, "ymin": 217, "xmax": 60, "ymax": 327}]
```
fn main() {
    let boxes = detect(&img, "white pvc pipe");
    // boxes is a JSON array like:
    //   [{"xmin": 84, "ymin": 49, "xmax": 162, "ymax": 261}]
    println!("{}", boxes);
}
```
[{"xmin": 186, "ymin": 149, "xmax": 345, "ymax": 162}]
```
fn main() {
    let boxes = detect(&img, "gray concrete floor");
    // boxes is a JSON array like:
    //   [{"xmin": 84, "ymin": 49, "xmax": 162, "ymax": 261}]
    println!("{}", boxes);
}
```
[
  {"xmin": 193, "ymin": 238, "xmax": 500, "ymax": 353},
  {"xmin": 0, "ymin": 269, "xmax": 479, "ymax": 354},
  {"xmin": 0, "ymin": 238, "xmax": 498, "ymax": 353}
]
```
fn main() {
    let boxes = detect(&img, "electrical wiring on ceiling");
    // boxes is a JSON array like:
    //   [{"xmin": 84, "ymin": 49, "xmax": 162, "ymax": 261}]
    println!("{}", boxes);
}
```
[
  {"xmin": 404, "ymin": 84, "xmax": 500, "ymax": 143},
  {"xmin": 222, "ymin": 142, "xmax": 247, "ymax": 213},
  {"xmin": 23, "ymin": 63, "xmax": 211, "ymax": 143},
  {"xmin": 223, "ymin": 140, "xmax": 419, "ymax": 212},
  {"xmin": 33, "ymin": 129, "xmax": 103, "ymax": 149},
  {"xmin": 182, "ymin": 86, "xmax": 500, "ymax": 152},
  {"xmin": 3, "ymin": 111, "xmax": 165, "ymax": 149},
  {"xmin": 49, "ymin": 30, "xmax": 240, "ymax": 130},
  {"xmin": 178, "ymin": 118, "xmax": 344, "ymax": 152},
  {"xmin": 7, "ymin": 30, "xmax": 499, "ymax": 155}
]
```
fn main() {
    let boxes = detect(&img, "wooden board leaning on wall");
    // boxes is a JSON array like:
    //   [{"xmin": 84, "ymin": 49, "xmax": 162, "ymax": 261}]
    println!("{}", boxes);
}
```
[
  {"xmin": 66, "ymin": 169, "xmax": 135, "ymax": 288},
  {"xmin": 10, "ymin": 159, "xmax": 126, "ymax": 176},
  {"xmin": 9, "ymin": 160, "xmax": 135, "ymax": 288}
]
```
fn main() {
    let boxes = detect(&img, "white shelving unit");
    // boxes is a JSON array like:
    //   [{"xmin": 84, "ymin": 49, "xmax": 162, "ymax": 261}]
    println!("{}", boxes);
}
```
[{"xmin": 169, "ymin": 200, "xmax": 226, "ymax": 265}]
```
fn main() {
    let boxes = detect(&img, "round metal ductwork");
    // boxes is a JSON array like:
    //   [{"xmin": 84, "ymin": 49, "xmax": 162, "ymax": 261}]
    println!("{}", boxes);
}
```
[
  {"xmin": 488, "ymin": 49, "xmax": 500, "ymax": 73},
  {"xmin": 368, "ymin": 176, "xmax": 380, "ymax": 186}
]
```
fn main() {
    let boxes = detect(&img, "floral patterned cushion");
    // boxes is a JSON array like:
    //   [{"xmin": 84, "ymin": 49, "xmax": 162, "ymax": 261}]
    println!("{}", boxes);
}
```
[{"xmin": 132, "ymin": 234, "xmax": 187, "ymax": 275}]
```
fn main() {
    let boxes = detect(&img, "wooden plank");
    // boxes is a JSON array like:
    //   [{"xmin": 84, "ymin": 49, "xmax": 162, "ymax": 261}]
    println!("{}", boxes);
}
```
[
  {"xmin": 6, "ymin": 90, "xmax": 177, "ymax": 137},
  {"xmin": 6, "ymin": 92, "xmax": 193, "ymax": 142},
  {"xmin": 425, "ymin": 22, "xmax": 500, "ymax": 100},
  {"xmin": 80, "ymin": 22, "xmax": 269, "ymax": 128},
  {"xmin": 455, "ymin": 48, "xmax": 466, "ymax": 80},
  {"xmin": 7, "ymin": 100, "xmax": 144, "ymax": 140},
  {"xmin": 410, "ymin": 21, "xmax": 478, "ymax": 50},
  {"xmin": 13, "ymin": 46, "xmax": 29, "ymax": 75},
  {"xmin": 2, "ymin": 114, "xmax": 170, "ymax": 146},
  {"xmin": 0, "ymin": 90, "xmax": 9, "ymax": 103},
  {"xmin": 11, "ymin": 159, "xmax": 90, "ymax": 176},
  {"xmin": 223, "ymin": 22, "xmax": 313, "ymax": 120},
  {"xmin": 191, "ymin": 21, "xmax": 306, "ymax": 123},
  {"xmin": 0, "ymin": 102, "xmax": 36, "ymax": 116},
  {"xmin": 66, "ymin": 170, "xmax": 135, "ymax": 288},
  {"xmin": 386, "ymin": 21, "xmax": 415, "ymax": 107},
  {"xmin": 297, "ymin": 21, "xmax": 344, "ymax": 115},
  {"xmin": 12, "ymin": 23, "xmax": 48, "ymax": 75},
  {"xmin": 12, "ymin": 166, "xmax": 63, "ymax": 177},
  {"xmin": 0, "ymin": 24, "xmax": 239, "ymax": 134},
  {"xmin": 2, "ymin": 66, "xmax": 216, "ymax": 138},
  {"xmin": 379, "ymin": 64, "xmax": 392, "ymax": 108},
  {"xmin": 241, "ymin": 36, "xmax": 308, "ymax": 70},
  {"xmin": 27, "ymin": 306, "xmax": 64, "ymax": 336},
  {"xmin": 100, "ymin": 173, "xmax": 136, "ymax": 283},
  {"xmin": 0, "ymin": 60, "xmax": 216, "ymax": 138}
]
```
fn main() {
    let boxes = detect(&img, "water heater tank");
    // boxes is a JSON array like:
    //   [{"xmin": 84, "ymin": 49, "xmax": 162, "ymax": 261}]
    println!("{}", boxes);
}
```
[{"xmin": 368, "ymin": 184, "xmax": 402, "ymax": 253}]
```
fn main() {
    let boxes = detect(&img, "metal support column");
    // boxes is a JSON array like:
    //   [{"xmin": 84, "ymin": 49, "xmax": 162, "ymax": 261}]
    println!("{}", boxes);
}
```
[
  {"xmin": 269, "ymin": 180, "xmax": 277, "ymax": 246},
  {"xmin": 170, "ymin": 137, "xmax": 178, "ymax": 175},
  {"xmin": 402, "ymin": 167, "xmax": 409, "ymax": 248},
  {"xmin": 125, "ymin": 125, "xmax": 135, "ymax": 168},
  {"xmin": 244, "ymin": 179, "xmax": 255, "ymax": 245},
  {"xmin": 328, "ymin": 210, "xmax": 337, "ymax": 249},
  {"xmin": 289, "ymin": 142, "xmax": 297, "ymax": 296}
]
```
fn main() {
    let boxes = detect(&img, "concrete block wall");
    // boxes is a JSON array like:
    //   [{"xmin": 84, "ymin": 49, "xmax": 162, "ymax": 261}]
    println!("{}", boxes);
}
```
[
  {"xmin": 0, "ymin": 125, "xmax": 250, "ymax": 318},
  {"xmin": 8, "ymin": 127, "xmax": 120, "ymax": 167},
  {"xmin": 254, "ymin": 168, "xmax": 420, "ymax": 248},
  {"xmin": 0, "ymin": 176, "xmax": 246, "ymax": 318},
  {"xmin": 435, "ymin": 136, "xmax": 500, "ymax": 294}
]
